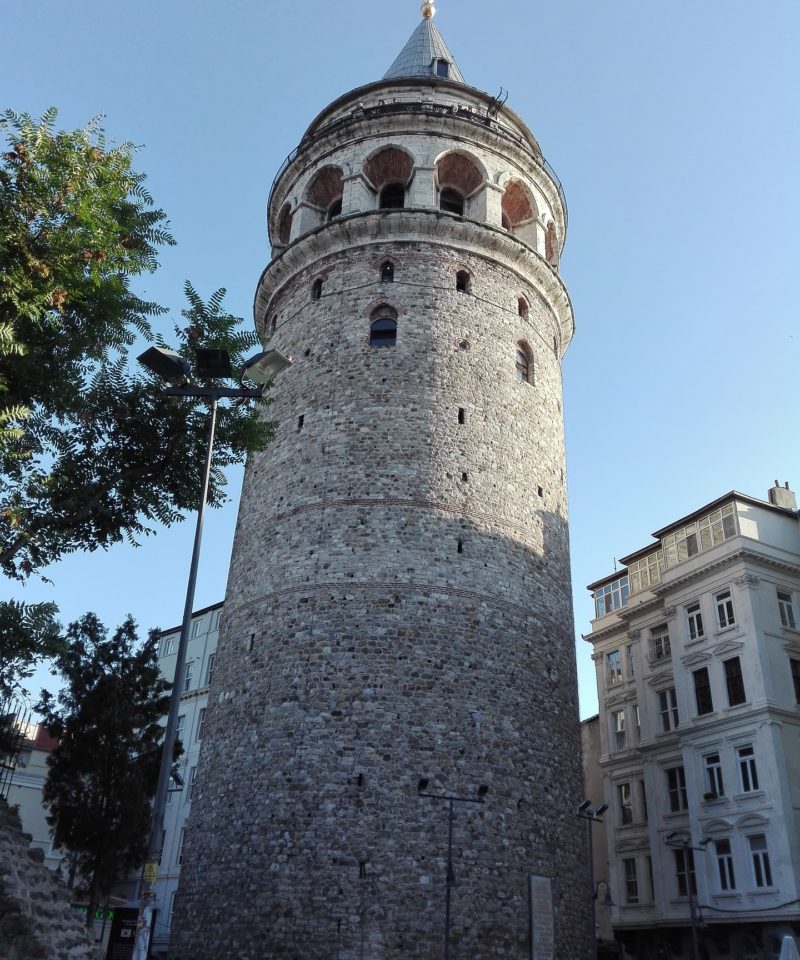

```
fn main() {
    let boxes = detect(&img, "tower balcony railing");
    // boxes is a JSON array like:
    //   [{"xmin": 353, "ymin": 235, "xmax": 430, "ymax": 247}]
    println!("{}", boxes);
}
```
[{"xmin": 268, "ymin": 99, "xmax": 567, "ymax": 233}]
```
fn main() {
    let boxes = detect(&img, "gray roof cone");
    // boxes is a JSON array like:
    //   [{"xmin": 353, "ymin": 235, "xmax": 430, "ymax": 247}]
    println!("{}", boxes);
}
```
[{"xmin": 383, "ymin": 15, "xmax": 465, "ymax": 83}]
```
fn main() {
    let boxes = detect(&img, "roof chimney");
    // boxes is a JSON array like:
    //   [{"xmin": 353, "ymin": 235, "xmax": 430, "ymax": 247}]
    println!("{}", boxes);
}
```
[{"xmin": 768, "ymin": 480, "xmax": 797, "ymax": 511}]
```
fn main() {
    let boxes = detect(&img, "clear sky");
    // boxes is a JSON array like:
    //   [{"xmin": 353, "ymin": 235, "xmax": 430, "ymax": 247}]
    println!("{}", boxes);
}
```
[{"xmin": 2, "ymin": 0, "xmax": 799, "ymax": 718}]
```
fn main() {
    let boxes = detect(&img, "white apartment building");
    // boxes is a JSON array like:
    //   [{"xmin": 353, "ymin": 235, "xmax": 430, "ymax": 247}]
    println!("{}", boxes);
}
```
[
  {"xmin": 149, "ymin": 600, "xmax": 221, "ymax": 956},
  {"xmin": 585, "ymin": 483, "xmax": 800, "ymax": 960}
]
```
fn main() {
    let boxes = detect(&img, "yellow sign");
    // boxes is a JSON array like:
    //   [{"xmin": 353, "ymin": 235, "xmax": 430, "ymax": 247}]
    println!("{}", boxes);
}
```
[{"xmin": 142, "ymin": 862, "xmax": 158, "ymax": 884}]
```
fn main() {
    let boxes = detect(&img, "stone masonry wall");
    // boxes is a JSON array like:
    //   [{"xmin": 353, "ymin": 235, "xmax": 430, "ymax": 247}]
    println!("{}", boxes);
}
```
[
  {"xmin": 173, "ymin": 73, "xmax": 589, "ymax": 960},
  {"xmin": 0, "ymin": 798, "xmax": 94, "ymax": 960}
]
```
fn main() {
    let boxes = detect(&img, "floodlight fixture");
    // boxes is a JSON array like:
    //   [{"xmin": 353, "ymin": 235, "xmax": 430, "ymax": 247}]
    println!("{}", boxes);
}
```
[
  {"xmin": 594, "ymin": 802, "xmax": 609, "ymax": 817},
  {"xmin": 137, "ymin": 346, "xmax": 191, "ymax": 385},
  {"xmin": 241, "ymin": 349, "xmax": 293, "ymax": 385},
  {"xmin": 577, "ymin": 799, "xmax": 592, "ymax": 814}
]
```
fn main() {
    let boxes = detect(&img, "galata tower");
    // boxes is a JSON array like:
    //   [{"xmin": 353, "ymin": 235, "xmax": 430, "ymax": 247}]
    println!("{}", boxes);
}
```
[{"xmin": 173, "ymin": 5, "xmax": 588, "ymax": 958}]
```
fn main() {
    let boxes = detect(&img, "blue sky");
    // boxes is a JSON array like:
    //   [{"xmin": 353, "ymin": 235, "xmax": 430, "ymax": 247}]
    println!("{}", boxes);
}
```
[{"xmin": 3, "ymin": 1, "xmax": 799, "ymax": 717}]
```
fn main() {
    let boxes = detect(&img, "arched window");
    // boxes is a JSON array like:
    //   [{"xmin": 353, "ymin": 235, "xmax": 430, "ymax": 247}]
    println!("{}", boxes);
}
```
[
  {"xmin": 379, "ymin": 183, "xmax": 405, "ymax": 209},
  {"xmin": 515, "ymin": 341, "xmax": 533, "ymax": 383},
  {"xmin": 277, "ymin": 203, "xmax": 293, "ymax": 245},
  {"xmin": 380, "ymin": 261, "xmax": 394, "ymax": 283},
  {"xmin": 456, "ymin": 270, "xmax": 471, "ymax": 294},
  {"xmin": 370, "ymin": 316, "xmax": 397, "ymax": 347},
  {"xmin": 327, "ymin": 198, "xmax": 342, "ymax": 221},
  {"xmin": 440, "ymin": 188, "xmax": 464, "ymax": 215},
  {"xmin": 312, "ymin": 278, "xmax": 323, "ymax": 301},
  {"xmin": 518, "ymin": 297, "xmax": 529, "ymax": 319}
]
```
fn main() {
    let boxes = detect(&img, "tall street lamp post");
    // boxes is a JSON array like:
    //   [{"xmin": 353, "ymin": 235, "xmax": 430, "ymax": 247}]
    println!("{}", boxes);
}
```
[
  {"xmin": 132, "ymin": 345, "xmax": 290, "ymax": 960},
  {"xmin": 664, "ymin": 832, "xmax": 710, "ymax": 960},
  {"xmin": 577, "ymin": 799, "xmax": 609, "ymax": 960},
  {"xmin": 418, "ymin": 779, "xmax": 489, "ymax": 960}
]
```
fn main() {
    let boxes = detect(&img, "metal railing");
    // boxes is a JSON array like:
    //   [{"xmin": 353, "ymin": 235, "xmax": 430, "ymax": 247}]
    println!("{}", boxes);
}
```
[{"xmin": 0, "ymin": 696, "xmax": 35, "ymax": 799}]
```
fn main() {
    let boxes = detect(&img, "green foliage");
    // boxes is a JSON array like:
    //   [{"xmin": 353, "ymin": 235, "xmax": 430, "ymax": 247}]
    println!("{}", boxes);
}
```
[
  {"xmin": 37, "ymin": 614, "xmax": 171, "ymax": 917},
  {"xmin": 0, "ymin": 599, "xmax": 63, "ymax": 699},
  {"xmin": 0, "ymin": 110, "xmax": 274, "ymax": 582}
]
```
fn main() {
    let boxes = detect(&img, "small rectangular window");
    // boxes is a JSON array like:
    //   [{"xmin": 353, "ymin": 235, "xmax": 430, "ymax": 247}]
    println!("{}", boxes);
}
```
[
  {"xmin": 686, "ymin": 603, "xmax": 704, "ymax": 641},
  {"xmin": 658, "ymin": 687, "xmax": 679, "ymax": 732},
  {"xmin": 623, "ymin": 858, "xmax": 639, "ymax": 904},
  {"xmin": 704, "ymin": 752, "xmax": 725, "ymax": 798},
  {"xmin": 618, "ymin": 782, "xmax": 633, "ymax": 825},
  {"xmin": 724, "ymin": 657, "xmax": 746, "ymax": 706},
  {"xmin": 778, "ymin": 589, "xmax": 796, "ymax": 629},
  {"xmin": 791, "ymin": 659, "xmax": 800, "ymax": 704},
  {"xmin": 749, "ymin": 834, "xmax": 773, "ymax": 888},
  {"xmin": 607, "ymin": 650, "xmax": 623, "ymax": 684},
  {"xmin": 196, "ymin": 708, "xmax": 206, "ymax": 742},
  {"xmin": 693, "ymin": 667, "xmax": 713, "ymax": 715},
  {"xmin": 436, "ymin": 59, "xmax": 449, "ymax": 78},
  {"xmin": 670, "ymin": 769, "xmax": 688, "ymax": 811},
  {"xmin": 649, "ymin": 624, "xmax": 671, "ymax": 662},
  {"xmin": 715, "ymin": 589, "xmax": 736, "ymax": 629},
  {"xmin": 612, "ymin": 710, "xmax": 626, "ymax": 751},
  {"xmin": 176, "ymin": 714, "xmax": 185, "ymax": 743},
  {"xmin": 715, "ymin": 839, "xmax": 736, "ymax": 891},
  {"xmin": 191, "ymin": 619, "xmax": 203, "ymax": 638},
  {"xmin": 674, "ymin": 847, "xmax": 696, "ymax": 897},
  {"xmin": 737, "ymin": 745, "xmax": 759, "ymax": 792},
  {"xmin": 667, "ymin": 766, "xmax": 688, "ymax": 812}
]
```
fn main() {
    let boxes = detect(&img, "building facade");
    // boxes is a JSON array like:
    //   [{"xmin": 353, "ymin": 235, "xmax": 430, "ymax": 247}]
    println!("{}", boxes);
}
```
[
  {"xmin": 585, "ymin": 483, "xmax": 800, "ymax": 960},
  {"xmin": 5, "ymin": 722, "xmax": 60, "ymax": 872},
  {"xmin": 149, "ymin": 601, "xmax": 221, "ymax": 955},
  {"xmin": 173, "ymin": 8, "xmax": 587, "ymax": 959}
]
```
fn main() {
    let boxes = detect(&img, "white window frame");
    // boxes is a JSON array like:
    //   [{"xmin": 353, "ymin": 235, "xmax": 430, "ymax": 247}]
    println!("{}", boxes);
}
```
[
  {"xmin": 667, "ymin": 765, "xmax": 688, "ymax": 812},
  {"xmin": 196, "ymin": 708, "xmax": 206, "ymax": 742},
  {"xmin": 184, "ymin": 661, "xmax": 194, "ymax": 692},
  {"xmin": 191, "ymin": 619, "xmax": 203, "ymax": 638},
  {"xmin": 177, "ymin": 827, "xmax": 186, "ymax": 865},
  {"xmin": 715, "ymin": 588, "xmax": 736, "ymax": 630},
  {"xmin": 633, "ymin": 703, "xmax": 640, "ymax": 743},
  {"xmin": 176, "ymin": 714, "xmax": 185, "ymax": 743},
  {"xmin": 188, "ymin": 765, "xmax": 198, "ymax": 802},
  {"xmin": 658, "ymin": 687, "xmax": 679, "ymax": 732},
  {"xmin": 618, "ymin": 781, "xmax": 633, "ymax": 825},
  {"xmin": 704, "ymin": 752, "xmax": 725, "ymax": 798},
  {"xmin": 210, "ymin": 608, "xmax": 221, "ymax": 630},
  {"xmin": 623, "ymin": 857, "xmax": 639, "ymax": 904},
  {"xmin": 607, "ymin": 650, "xmax": 623, "ymax": 685},
  {"xmin": 686, "ymin": 602, "xmax": 705, "ymax": 641},
  {"xmin": 649, "ymin": 624, "xmax": 671, "ymax": 662},
  {"xmin": 777, "ymin": 589, "xmax": 796, "ymax": 629},
  {"xmin": 715, "ymin": 838, "xmax": 736, "ymax": 891},
  {"xmin": 205, "ymin": 653, "xmax": 216, "ymax": 686},
  {"xmin": 737, "ymin": 745, "xmax": 759, "ymax": 793},
  {"xmin": 162, "ymin": 636, "xmax": 176, "ymax": 657},
  {"xmin": 612, "ymin": 709, "xmax": 627, "ymax": 751},
  {"xmin": 748, "ymin": 834, "xmax": 773, "ymax": 888}
]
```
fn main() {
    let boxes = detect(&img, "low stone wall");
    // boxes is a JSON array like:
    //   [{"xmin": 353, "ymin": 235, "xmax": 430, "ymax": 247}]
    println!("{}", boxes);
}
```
[{"xmin": 0, "ymin": 798, "xmax": 94, "ymax": 960}]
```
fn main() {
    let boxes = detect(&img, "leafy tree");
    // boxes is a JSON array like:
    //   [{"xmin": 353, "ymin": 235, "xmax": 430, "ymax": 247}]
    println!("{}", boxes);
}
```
[
  {"xmin": 0, "ymin": 599, "xmax": 63, "ymax": 700},
  {"xmin": 0, "ymin": 109, "xmax": 273, "ymax": 691},
  {"xmin": 37, "ymin": 613, "xmax": 172, "ymax": 921},
  {"xmin": 0, "ymin": 109, "xmax": 272, "ymax": 581}
]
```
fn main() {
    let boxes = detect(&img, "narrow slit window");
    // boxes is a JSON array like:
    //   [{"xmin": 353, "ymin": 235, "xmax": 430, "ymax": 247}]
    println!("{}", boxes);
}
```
[
  {"xmin": 458, "ymin": 408, "xmax": 465, "ymax": 424},
  {"xmin": 297, "ymin": 415, "xmax": 305, "ymax": 431},
  {"xmin": 515, "ymin": 342, "xmax": 534, "ymax": 384},
  {"xmin": 457, "ymin": 539, "xmax": 463, "ymax": 554},
  {"xmin": 518, "ymin": 297, "xmax": 529, "ymax": 319},
  {"xmin": 380, "ymin": 261, "xmax": 394, "ymax": 283},
  {"xmin": 312, "ymin": 278, "xmax": 323, "ymax": 301}
]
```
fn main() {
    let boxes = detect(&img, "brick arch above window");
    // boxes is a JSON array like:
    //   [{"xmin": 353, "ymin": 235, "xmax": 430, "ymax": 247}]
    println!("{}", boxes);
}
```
[
  {"xmin": 502, "ymin": 179, "xmax": 537, "ymax": 226},
  {"xmin": 305, "ymin": 165, "xmax": 344, "ymax": 209},
  {"xmin": 363, "ymin": 146, "xmax": 415, "ymax": 191},
  {"xmin": 435, "ymin": 151, "xmax": 485, "ymax": 196}
]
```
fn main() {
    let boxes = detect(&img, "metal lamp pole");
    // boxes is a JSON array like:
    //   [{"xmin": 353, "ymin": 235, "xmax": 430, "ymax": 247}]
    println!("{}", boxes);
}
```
[
  {"xmin": 133, "ymin": 346, "xmax": 290, "ymax": 959},
  {"xmin": 577, "ymin": 800, "xmax": 608, "ymax": 960},
  {"xmin": 418, "ymin": 780, "xmax": 489, "ymax": 960}
]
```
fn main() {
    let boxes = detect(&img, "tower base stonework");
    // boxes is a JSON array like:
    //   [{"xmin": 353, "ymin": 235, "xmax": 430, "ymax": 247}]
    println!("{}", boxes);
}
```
[{"xmin": 172, "ymin": 10, "xmax": 589, "ymax": 959}]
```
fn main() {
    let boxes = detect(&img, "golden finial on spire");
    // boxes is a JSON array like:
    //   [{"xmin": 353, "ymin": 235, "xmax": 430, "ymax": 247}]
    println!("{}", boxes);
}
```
[{"xmin": 421, "ymin": 1, "xmax": 435, "ymax": 18}]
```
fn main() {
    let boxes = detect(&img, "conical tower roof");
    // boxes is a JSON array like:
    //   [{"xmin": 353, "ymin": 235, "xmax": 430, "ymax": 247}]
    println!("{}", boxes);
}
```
[{"xmin": 383, "ymin": 7, "xmax": 465, "ymax": 84}]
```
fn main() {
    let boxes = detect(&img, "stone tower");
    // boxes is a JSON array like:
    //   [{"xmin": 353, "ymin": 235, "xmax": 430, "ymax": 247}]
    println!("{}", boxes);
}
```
[{"xmin": 173, "ymin": 7, "xmax": 588, "ymax": 959}]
